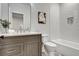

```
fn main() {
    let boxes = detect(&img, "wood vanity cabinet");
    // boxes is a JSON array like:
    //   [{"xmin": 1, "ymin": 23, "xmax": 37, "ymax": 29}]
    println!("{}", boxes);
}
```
[{"xmin": 0, "ymin": 34, "xmax": 42, "ymax": 56}]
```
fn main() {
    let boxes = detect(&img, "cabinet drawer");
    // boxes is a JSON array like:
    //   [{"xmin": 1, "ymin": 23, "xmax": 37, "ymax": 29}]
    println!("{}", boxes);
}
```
[
  {"xmin": 0, "ymin": 43, "xmax": 23, "ymax": 56},
  {"xmin": 23, "ymin": 35, "xmax": 41, "ymax": 42},
  {"xmin": 0, "ymin": 37, "xmax": 23, "ymax": 45}
]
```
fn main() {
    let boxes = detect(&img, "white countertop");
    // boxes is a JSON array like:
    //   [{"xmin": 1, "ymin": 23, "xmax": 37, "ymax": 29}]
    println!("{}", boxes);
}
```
[{"xmin": 0, "ymin": 32, "xmax": 42, "ymax": 37}]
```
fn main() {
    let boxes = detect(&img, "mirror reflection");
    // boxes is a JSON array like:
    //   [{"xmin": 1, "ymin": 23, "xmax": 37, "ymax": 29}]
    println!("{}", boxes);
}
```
[{"xmin": 0, "ymin": 3, "xmax": 31, "ymax": 34}]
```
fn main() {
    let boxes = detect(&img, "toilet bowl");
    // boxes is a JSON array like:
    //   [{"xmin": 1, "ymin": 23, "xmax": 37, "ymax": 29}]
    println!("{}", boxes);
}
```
[
  {"xmin": 44, "ymin": 42, "xmax": 56, "ymax": 52},
  {"xmin": 43, "ymin": 42, "xmax": 57, "ymax": 56},
  {"xmin": 42, "ymin": 34, "xmax": 57, "ymax": 56}
]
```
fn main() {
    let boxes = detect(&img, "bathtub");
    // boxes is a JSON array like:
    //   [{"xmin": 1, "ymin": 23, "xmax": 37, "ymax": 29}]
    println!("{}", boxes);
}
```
[{"xmin": 51, "ymin": 39, "xmax": 79, "ymax": 56}]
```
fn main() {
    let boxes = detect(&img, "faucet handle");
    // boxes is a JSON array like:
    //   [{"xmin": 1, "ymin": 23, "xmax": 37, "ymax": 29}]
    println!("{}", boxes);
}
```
[{"xmin": 0, "ymin": 35, "xmax": 4, "ymax": 39}]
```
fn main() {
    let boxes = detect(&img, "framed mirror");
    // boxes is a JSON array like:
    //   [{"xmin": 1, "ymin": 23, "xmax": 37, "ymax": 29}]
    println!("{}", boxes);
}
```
[
  {"xmin": 8, "ymin": 3, "xmax": 31, "ymax": 33},
  {"xmin": 0, "ymin": 3, "xmax": 31, "ymax": 34}
]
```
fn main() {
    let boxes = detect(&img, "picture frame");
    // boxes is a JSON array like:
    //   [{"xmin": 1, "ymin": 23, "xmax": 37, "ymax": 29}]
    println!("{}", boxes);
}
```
[
  {"xmin": 38, "ymin": 11, "xmax": 46, "ymax": 24},
  {"xmin": 67, "ymin": 17, "xmax": 74, "ymax": 24}
]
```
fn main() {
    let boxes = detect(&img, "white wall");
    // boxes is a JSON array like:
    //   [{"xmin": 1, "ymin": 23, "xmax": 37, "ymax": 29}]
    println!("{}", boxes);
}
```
[
  {"xmin": 0, "ymin": 4, "xmax": 1, "ymax": 19},
  {"xmin": 31, "ymin": 3, "xmax": 50, "ymax": 40},
  {"xmin": 50, "ymin": 4, "xmax": 60, "ymax": 40},
  {"xmin": 49, "ymin": 3, "xmax": 79, "ymax": 43},
  {"xmin": 1, "ymin": 3, "xmax": 9, "ymax": 20},
  {"xmin": 31, "ymin": 3, "xmax": 60, "ymax": 41},
  {"xmin": 60, "ymin": 3, "xmax": 79, "ymax": 43},
  {"xmin": 0, "ymin": 4, "xmax": 2, "ymax": 32},
  {"xmin": 0, "ymin": 3, "xmax": 8, "ymax": 20}
]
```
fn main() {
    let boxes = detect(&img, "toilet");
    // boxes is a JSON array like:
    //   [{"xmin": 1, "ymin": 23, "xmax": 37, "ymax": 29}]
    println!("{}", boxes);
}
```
[{"xmin": 42, "ymin": 34, "xmax": 57, "ymax": 56}]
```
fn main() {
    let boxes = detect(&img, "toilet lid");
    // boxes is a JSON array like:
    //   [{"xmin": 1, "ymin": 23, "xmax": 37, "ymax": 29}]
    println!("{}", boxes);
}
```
[{"xmin": 45, "ymin": 42, "xmax": 56, "ymax": 47}]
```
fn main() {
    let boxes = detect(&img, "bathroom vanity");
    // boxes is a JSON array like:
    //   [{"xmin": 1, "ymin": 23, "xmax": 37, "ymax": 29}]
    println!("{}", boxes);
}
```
[{"xmin": 0, "ymin": 32, "xmax": 42, "ymax": 56}]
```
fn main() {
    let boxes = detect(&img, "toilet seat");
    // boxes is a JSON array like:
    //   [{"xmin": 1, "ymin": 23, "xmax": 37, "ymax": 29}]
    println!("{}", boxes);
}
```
[{"xmin": 44, "ymin": 42, "xmax": 56, "ymax": 47}]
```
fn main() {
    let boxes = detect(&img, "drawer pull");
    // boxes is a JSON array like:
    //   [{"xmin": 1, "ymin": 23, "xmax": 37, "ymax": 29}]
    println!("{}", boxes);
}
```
[{"xmin": 7, "ymin": 50, "xmax": 16, "ymax": 53}]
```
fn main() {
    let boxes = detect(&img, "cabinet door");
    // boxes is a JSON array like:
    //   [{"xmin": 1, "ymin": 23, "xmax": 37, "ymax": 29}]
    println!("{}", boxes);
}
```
[
  {"xmin": 0, "ymin": 43, "xmax": 23, "ymax": 56},
  {"xmin": 23, "ymin": 35, "xmax": 42, "ymax": 56},
  {"xmin": 24, "ymin": 42, "xmax": 39, "ymax": 56}
]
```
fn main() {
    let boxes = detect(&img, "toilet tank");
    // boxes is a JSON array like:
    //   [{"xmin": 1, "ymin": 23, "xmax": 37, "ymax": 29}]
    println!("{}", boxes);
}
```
[{"xmin": 42, "ymin": 34, "xmax": 49, "ymax": 43}]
